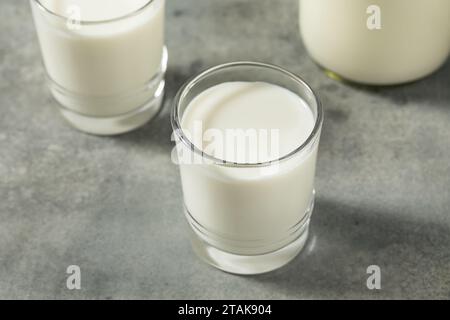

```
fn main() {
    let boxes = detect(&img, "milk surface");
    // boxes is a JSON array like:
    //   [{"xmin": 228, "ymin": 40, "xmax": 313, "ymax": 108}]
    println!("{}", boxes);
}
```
[
  {"xmin": 300, "ymin": 0, "xmax": 450, "ymax": 84},
  {"xmin": 40, "ymin": 0, "xmax": 150, "ymax": 21},
  {"xmin": 181, "ymin": 82, "xmax": 315, "ymax": 163},
  {"xmin": 178, "ymin": 82, "xmax": 319, "ymax": 246},
  {"xmin": 31, "ymin": 0, "xmax": 165, "ymax": 116}
]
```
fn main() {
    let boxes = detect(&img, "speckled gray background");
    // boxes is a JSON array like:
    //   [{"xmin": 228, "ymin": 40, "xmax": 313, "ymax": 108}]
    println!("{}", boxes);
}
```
[{"xmin": 1, "ymin": 0, "xmax": 449, "ymax": 300}]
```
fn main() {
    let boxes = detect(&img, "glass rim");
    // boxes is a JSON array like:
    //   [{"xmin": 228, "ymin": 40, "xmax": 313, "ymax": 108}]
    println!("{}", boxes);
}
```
[
  {"xmin": 171, "ymin": 61, "xmax": 324, "ymax": 168},
  {"xmin": 32, "ymin": 0, "xmax": 156, "ymax": 25}
]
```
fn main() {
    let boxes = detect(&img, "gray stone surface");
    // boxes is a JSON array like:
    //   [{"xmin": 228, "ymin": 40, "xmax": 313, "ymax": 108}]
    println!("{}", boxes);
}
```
[{"xmin": 0, "ymin": 0, "xmax": 449, "ymax": 300}]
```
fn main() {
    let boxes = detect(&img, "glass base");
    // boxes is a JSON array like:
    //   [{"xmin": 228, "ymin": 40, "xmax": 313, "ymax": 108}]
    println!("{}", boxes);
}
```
[
  {"xmin": 187, "ymin": 196, "xmax": 314, "ymax": 275},
  {"xmin": 323, "ymin": 69, "xmax": 346, "ymax": 83},
  {"xmin": 59, "ymin": 81, "xmax": 165, "ymax": 136},
  {"xmin": 50, "ymin": 47, "xmax": 168, "ymax": 136},
  {"xmin": 190, "ymin": 225, "xmax": 309, "ymax": 276},
  {"xmin": 320, "ymin": 64, "xmax": 445, "ymax": 87}
]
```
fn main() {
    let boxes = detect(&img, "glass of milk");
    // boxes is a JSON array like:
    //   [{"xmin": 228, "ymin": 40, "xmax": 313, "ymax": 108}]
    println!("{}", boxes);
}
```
[
  {"xmin": 299, "ymin": 0, "xmax": 450, "ymax": 85},
  {"xmin": 171, "ymin": 62, "xmax": 323, "ymax": 275},
  {"xmin": 30, "ymin": 0, "xmax": 167, "ymax": 135}
]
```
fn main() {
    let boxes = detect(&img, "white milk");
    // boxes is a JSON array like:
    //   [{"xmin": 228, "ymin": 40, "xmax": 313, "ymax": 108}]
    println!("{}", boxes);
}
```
[
  {"xmin": 31, "ymin": 0, "xmax": 166, "ymax": 134},
  {"xmin": 40, "ymin": 0, "xmax": 153, "ymax": 22},
  {"xmin": 299, "ymin": 0, "xmax": 450, "ymax": 85},
  {"xmin": 178, "ymin": 82, "xmax": 319, "ymax": 254}
]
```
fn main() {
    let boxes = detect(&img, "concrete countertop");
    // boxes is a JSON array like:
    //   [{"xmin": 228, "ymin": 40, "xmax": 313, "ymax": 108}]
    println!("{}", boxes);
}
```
[{"xmin": 1, "ymin": 0, "xmax": 449, "ymax": 299}]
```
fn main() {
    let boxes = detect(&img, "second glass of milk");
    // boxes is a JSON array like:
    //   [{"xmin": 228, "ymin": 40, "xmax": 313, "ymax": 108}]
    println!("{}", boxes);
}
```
[
  {"xmin": 172, "ymin": 62, "xmax": 323, "ymax": 275},
  {"xmin": 30, "ymin": 0, "xmax": 167, "ymax": 135}
]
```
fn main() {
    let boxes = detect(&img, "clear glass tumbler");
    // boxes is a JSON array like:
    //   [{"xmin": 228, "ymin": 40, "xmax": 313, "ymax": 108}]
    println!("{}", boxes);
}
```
[
  {"xmin": 30, "ymin": 0, "xmax": 167, "ymax": 135},
  {"xmin": 171, "ymin": 62, "xmax": 323, "ymax": 275}
]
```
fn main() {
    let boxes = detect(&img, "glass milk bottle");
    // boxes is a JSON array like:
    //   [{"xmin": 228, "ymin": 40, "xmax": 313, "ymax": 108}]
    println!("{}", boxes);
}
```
[
  {"xmin": 299, "ymin": 0, "xmax": 450, "ymax": 85},
  {"xmin": 30, "ymin": 0, "xmax": 167, "ymax": 135}
]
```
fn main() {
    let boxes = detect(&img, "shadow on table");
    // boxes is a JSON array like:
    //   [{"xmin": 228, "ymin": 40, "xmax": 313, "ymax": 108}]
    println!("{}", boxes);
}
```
[
  {"xmin": 247, "ymin": 198, "xmax": 450, "ymax": 298},
  {"xmin": 347, "ymin": 59, "xmax": 450, "ymax": 109}
]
